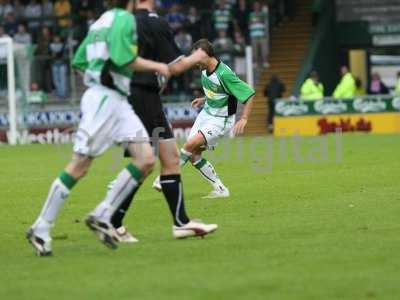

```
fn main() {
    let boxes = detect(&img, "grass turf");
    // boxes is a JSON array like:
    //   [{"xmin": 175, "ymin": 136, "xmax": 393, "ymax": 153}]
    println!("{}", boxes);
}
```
[{"xmin": 0, "ymin": 134, "xmax": 399, "ymax": 300}]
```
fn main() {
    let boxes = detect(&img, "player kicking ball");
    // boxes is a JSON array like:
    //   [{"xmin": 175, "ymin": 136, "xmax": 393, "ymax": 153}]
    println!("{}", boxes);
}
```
[
  {"xmin": 154, "ymin": 39, "xmax": 255, "ymax": 198},
  {"xmin": 27, "ymin": 1, "xmax": 216, "ymax": 256}
]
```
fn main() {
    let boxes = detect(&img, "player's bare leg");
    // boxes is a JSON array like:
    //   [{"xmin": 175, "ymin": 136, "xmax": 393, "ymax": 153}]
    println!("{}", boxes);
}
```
[
  {"xmin": 157, "ymin": 139, "xmax": 218, "ymax": 238},
  {"xmin": 113, "ymin": 138, "xmax": 218, "ymax": 239},
  {"xmin": 180, "ymin": 132, "xmax": 229, "ymax": 198},
  {"xmin": 152, "ymin": 139, "xmax": 180, "ymax": 191},
  {"xmin": 27, "ymin": 154, "xmax": 93, "ymax": 256},
  {"xmin": 89, "ymin": 142, "xmax": 155, "ymax": 247}
]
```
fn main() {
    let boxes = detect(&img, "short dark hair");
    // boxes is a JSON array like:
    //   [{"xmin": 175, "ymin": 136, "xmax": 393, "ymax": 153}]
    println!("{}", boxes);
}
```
[
  {"xmin": 109, "ymin": 0, "xmax": 131, "ymax": 8},
  {"xmin": 191, "ymin": 39, "xmax": 215, "ymax": 57}
]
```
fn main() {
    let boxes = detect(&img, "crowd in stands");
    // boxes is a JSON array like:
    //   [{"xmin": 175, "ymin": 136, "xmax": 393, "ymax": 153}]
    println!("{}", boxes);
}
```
[
  {"xmin": 299, "ymin": 67, "xmax": 400, "ymax": 101},
  {"xmin": 0, "ymin": 0, "xmax": 297, "ymax": 103},
  {"xmin": 0, "ymin": 0, "xmax": 99, "ymax": 100},
  {"xmin": 264, "ymin": 67, "xmax": 400, "ymax": 131}
]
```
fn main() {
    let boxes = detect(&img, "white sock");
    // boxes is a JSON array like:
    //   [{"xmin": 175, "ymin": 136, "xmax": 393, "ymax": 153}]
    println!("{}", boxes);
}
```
[
  {"xmin": 92, "ymin": 168, "xmax": 139, "ymax": 222},
  {"xmin": 180, "ymin": 148, "xmax": 192, "ymax": 166},
  {"xmin": 33, "ymin": 178, "xmax": 70, "ymax": 239},
  {"xmin": 193, "ymin": 158, "xmax": 226, "ymax": 191}
]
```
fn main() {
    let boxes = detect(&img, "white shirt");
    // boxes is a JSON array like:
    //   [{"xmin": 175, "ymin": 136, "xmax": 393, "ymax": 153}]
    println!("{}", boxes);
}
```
[
  {"xmin": 24, "ymin": 4, "xmax": 43, "ymax": 27},
  {"xmin": 0, "ymin": 4, "xmax": 13, "ymax": 17}
]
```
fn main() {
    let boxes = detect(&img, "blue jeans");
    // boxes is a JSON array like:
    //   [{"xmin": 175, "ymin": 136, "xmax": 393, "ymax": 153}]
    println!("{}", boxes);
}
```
[{"xmin": 52, "ymin": 62, "xmax": 68, "ymax": 98}]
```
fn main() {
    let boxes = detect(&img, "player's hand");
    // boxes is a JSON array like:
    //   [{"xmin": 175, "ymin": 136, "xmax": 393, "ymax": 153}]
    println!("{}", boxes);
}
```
[
  {"xmin": 157, "ymin": 63, "xmax": 171, "ymax": 79},
  {"xmin": 191, "ymin": 97, "xmax": 205, "ymax": 108},
  {"xmin": 233, "ymin": 118, "xmax": 248, "ymax": 135}
]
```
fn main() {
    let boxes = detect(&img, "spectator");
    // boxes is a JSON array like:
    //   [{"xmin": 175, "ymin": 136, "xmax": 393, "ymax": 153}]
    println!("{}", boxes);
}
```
[
  {"xmin": 186, "ymin": 6, "xmax": 201, "ymax": 42},
  {"xmin": 355, "ymin": 77, "xmax": 366, "ymax": 96},
  {"xmin": 396, "ymin": 72, "xmax": 400, "ymax": 96},
  {"xmin": 300, "ymin": 71, "xmax": 324, "ymax": 100},
  {"xmin": 0, "ymin": 26, "xmax": 9, "ymax": 93},
  {"xmin": 34, "ymin": 26, "xmax": 53, "ymax": 93},
  {"xmin": 284, "ymin": 0, "xmax": 296, "ymax": 20},
  {"xmin": 173, "ymin": 28, "xmax": 193, "ymax": 93},
  {"xmin": 368, "ymin": 72, "xmax": 389, "ymax": 95},
  {"xmin": 233, "ymin": 29, "xmax": 246, "ymax": 77},
  {"xmin": 333, "ymin": 66, "xmax": 356, "ymax": 99},
  {"xmin": 264, "ymin": 75, "xmax": 285, "ymax": 131},
  {"xmin": 50, "ymin": 35, "xmax": 69, "ymax": 99},
  {"xmin": 213, "ymin": 0, "xmax": 232, "ymax": 35},
  {"xmin": 233, "ymin": 29, "xmax": 246, "ymax": 57},
  {"xmin": 54, "ymin": 0, "xmax": 72, "ymax": 29},
  {"xmin": 160, "ymin": 0, "xmax": 182, "ymax": 9},
  {"xmin": 234, "ymin": 0, "xmax": 251, "ymax": 42},
  {"xmin": 86, "ymin": 10, "xmax": 96, "ymax": 29},
  {"xmin": 166, "ymin": 4, "xmax": 185, "ymax": 33},
  {"xmin": 224, "ymin": 0, "xmax": 237, "ymax": 11},
  {"xmin": 42, "ymin": 0, "xmax": 54, "ymax": 27},
  {"xmin": 77, "ymin": 1, "xmax": 95, "ymax": 29},
  {"xmin": 13, "ymin": 0, "xmax": 25, "ymax": 20},
  {"xmin": 214, "ymin": 29, "xmax": 234, "ymax": 66},
  {"xmin": 75, "ymin": 0, "xmax": 94, "ymax": 39},
  {"xmin": 77, "ymin": 0, "xmax": 94, "ymax": 13},
  {"xmin": 249, "ymin": 1, "xmax": 269, "ymax": 68},
  {"xmin": 312, "ymin": 0, "xmax": 323, "ymax": 26},
  {"xmin": 14, "ymin": 24, "xmax": 32, "ymax": 44},
  {"xmin": 155, "ymin": 0, "xmax": 162, "ymax": 9},
  {"xmin": 3, "ymin": 12, "xmax": 18, "ymax": 36},
  {"xmin": 174, "ymin": 28, "xmax": 192, "ymax": 55},
  {"xmin": 24, "ymin": 0, "xmax": 42, "ymax": 39},
  {"xmin": 270, "ymin": 0, "xmax": 283, "ymax": 27},
  {"xmin": 0, "ymin": 25, "xmax": 8, "ymax": 39},
  {"xmin": 27, "ymin": 82, "xmax": 48, "ymax": 104},
  {"xmin": 0, "ymin": 0, "xmax": 13, "ymax": 19}
]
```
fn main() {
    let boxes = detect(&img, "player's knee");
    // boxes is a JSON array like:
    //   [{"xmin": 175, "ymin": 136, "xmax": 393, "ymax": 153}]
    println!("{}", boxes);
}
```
[
  {"xmin": 183, "ymin": 141, "xmax": 197, "ymax": 153},
  {"xmin": 67, "ymin": 164, "xmax": 88, "ymax": 180},
  {"xmin": 162, "ymin": 152, "xmax": 179, "ymax": 170},
  {"xmin": 65, "ymin": 156, "xmax": 91, "ymax": 180},
  {"xmin": 141, "ymin": 153, "xmax": 156, "ymax": 173},
  {"xmin": 77, "ymin": 168, "xmax": 88, "ymax": 179}
]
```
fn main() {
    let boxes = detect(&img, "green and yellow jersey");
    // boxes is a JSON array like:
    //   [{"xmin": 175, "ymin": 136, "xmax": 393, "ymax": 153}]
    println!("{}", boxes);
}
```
[{"xmin": 201, "ymin": 61, "xmax": 255, "ymax": 117}]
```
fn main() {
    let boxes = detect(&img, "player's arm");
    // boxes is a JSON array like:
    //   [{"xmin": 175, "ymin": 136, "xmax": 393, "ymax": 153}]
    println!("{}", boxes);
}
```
[
  {"xmin": 169, "ymin": 49, "xmax": 208, "ymax": 76},
  {"xmin": 154, "ymin": 18, "xmax": 207, "ymax": 76},
  {"xmin": 128, "ymin": 57, "xmax": 170, "ymax": 78},
  {"xmin": 233, "ymin": 95, "xmax": 254, "ymax": 135},
  {"xmin": 221, "ymin": 70, "xmax": 256, "ymax": 135},
  {"xmin": 191, "ymin": 96, "xmax": 206, "ymax": 108}
]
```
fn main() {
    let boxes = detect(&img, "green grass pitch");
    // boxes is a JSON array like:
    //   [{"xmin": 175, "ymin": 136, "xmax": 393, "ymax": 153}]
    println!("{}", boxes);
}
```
[{"xmin": 0, "ymin": 134, "xmax": 399, "ymax": 300}]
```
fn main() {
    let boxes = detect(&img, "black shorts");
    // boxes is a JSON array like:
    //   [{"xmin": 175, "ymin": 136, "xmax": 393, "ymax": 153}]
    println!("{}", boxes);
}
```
[{"xmin": 128, "ymin": 85, "xmax": 174, "ymax": 140}]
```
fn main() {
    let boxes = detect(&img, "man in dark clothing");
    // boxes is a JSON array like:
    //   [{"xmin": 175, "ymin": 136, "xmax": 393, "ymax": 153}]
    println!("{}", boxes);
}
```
[
  {"xmin": 110, "ymin": 0, "xmax": 218, "ymax": 242},
  {"xmin": 264, "ymin": 75, "xmax": 285, "ymax": 131}
]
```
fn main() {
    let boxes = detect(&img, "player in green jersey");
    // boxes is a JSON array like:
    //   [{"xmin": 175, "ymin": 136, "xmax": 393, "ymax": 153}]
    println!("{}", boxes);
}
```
[
  {"xmin": 154, "ymin": 39, "xmax": 255, "ymax": 198},
  {"xmin": 27, "ymin": 1, "xmax": 216, "ymax": 256}
]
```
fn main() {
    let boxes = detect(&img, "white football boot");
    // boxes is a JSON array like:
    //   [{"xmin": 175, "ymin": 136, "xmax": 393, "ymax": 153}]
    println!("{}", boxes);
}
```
[
  {"xmin": 26, "ymin": 228, "xmax": 53, "ymax": 257},
  {"xmin": 173, "ymin": 220, "xmax": 218, "ymax": 239},
  {"xmin": 85, "ymin": 215, "xmax": 119, "ymax": 250},
  {"xmin": 203, "ymin": 185, "xmax": 230, "ymax": 199},
  {"xmin": 113, "ymin": 226, "xmax": 139, "ymax": 243},
  {"xmin": 152, "ymin": 176, "xmax": 162, "ymax": 192}
]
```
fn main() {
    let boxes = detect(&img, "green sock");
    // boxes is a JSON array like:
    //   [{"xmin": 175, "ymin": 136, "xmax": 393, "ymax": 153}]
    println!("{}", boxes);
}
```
[
  {"xmin": 180, "ymin": 148, "xmax": 192, "ymax": 166},
  {"xmin": 59, "ymin": 171, "xmax": 77, "ymax": 190},
  {"xmin": 126, "ymin": 163, "xmax": 144, "ymax": 182}
]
